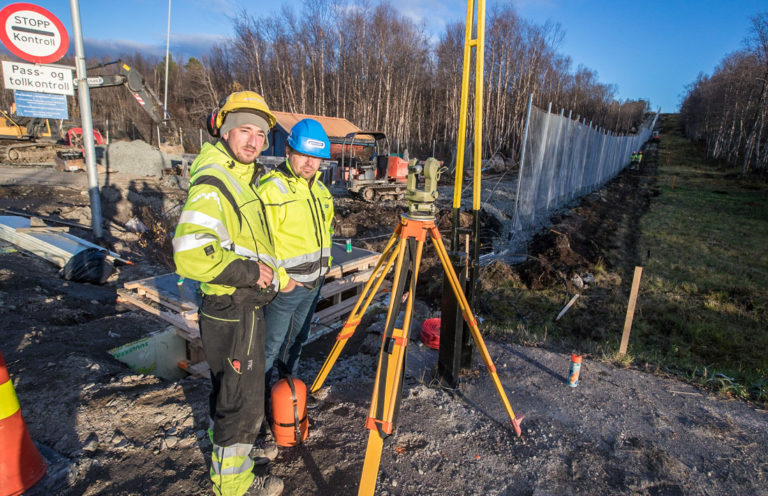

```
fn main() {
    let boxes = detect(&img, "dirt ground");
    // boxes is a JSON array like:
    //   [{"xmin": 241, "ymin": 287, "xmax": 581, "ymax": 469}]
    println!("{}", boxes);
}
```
[{"xmin": 1, "ymin": 149, "xmax": 767, "ymax": 496}]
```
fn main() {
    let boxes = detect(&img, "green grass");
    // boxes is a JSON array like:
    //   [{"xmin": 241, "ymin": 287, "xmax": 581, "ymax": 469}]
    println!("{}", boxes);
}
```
[
  {"xmin": 482, "ymin": 115, "xmax": 768, "ymax": 404},
  {"xmin": 636, "ymin": 119, "xmax": 768, "ymax": 402}
]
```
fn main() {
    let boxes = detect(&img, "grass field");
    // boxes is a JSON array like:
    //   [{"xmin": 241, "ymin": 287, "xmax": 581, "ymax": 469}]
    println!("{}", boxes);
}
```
[
  {"xmin": 488, "ymin": 115, "xmax": 768, "ymax": 405},
  {"xmin": 635, "ymin": 117, "xmax": 768, "ymax": 403}
]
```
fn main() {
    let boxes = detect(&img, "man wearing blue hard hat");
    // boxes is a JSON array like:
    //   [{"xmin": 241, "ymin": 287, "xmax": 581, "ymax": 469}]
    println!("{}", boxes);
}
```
[{"xmin": 257, "ymin": 118, "xmax": 334, "ymax": 399}]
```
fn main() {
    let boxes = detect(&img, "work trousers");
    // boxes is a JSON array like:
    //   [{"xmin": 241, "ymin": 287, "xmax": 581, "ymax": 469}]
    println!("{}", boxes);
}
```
[
  {"xmin": 199, "ymin": 292, "xmax": 266, "ymax": 447},
  {"xmin": 264, "ymin": 282, "xmax": 323, "ymax": 385}
]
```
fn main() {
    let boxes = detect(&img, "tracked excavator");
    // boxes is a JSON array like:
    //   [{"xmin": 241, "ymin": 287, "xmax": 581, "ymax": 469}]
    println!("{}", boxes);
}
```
[
  {"xmin": 339, "ymin": 131, "xmax": 409, "ymax": 201},
  {"xmin": 0, "ymin": 107, "xmax": 65, "ymax": 163}
]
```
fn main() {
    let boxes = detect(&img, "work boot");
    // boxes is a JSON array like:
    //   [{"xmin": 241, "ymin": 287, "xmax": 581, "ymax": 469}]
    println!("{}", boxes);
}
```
[
  {"xmin": 252, "ymin": 441, "xmax": 278, "ymax": 465},
  {"xmin": 247, "ymin": 474, "xmax": 283, "ymax": 496}
]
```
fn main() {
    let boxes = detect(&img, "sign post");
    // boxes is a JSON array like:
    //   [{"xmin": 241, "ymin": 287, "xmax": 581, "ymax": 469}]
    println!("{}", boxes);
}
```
[{"xmin": 68, "ymin": 0, "xmax": 104, "ymax": 239}]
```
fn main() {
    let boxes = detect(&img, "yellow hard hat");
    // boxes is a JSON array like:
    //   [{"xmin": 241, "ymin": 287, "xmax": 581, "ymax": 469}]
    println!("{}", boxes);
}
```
[{"xmin": 215, "ymin": 91, "xmax": 276, "ymax": 130}]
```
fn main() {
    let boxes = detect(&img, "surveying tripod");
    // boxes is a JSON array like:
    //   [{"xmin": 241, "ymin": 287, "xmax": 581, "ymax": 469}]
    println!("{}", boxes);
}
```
[{"xmin": 310, "ymin": 159, "xmax": 524, "ymax": 495}]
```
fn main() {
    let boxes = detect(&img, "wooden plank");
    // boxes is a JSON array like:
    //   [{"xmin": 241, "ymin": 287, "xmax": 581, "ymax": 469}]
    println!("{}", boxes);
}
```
[
  {"xmin": 138, "ymin": 284, "xmax": 198, "ymax": 314},
  {"xmin": 325, "ymin": 256, "xmax": 379, "ymax": 279},
  {"xmin": 313, "ymin": 296, "xmax": 360, "ymax": 324},
  {"xmin": 320, "ymin": 268, "xmax": 374, "ymax": 298},
  {"xmin": 619, "ymin": 266, "xmax": 643, "ymax": 355},
  {"xmin": 16, "ymin": 226, "xmax": 70, "ymax": 233},
  {"xmin": 124, "ymin": 273, "xmax": 198, "ymax": 310},
  {"xmin": 116, "ymin": 289, "xmax": 199, "ymax": 338}
]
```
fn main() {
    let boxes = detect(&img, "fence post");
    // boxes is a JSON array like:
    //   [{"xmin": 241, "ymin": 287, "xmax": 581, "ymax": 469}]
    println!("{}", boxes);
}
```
[
  {"xmin": 512, "ymin": 92, "xmax": 534, "ymax": 231},
  {"xmin": 619, "ymin": 266, "xmax": 644, "ymax": 355}
]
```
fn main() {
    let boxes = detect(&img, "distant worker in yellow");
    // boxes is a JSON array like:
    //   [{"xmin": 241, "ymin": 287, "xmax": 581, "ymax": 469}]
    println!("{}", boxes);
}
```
[
  {"xmin": 173, "ymin": 91, "xmax": 286, "ymax": 496},
  {"xmin": 257, "ymin": 119, "xmax": 334, "ymax": 391}
]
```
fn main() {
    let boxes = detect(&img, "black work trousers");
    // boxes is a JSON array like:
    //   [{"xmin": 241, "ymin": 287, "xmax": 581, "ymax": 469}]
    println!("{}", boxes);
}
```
[{"xmin": 199, "ymin": 292, "xmax": 266, "ymax": 447}]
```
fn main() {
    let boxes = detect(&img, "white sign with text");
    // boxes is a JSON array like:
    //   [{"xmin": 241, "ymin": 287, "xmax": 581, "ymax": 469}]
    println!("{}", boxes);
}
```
[{"xmin": 2, "ymin": 60, "xmax": 74, "ymax": 96}]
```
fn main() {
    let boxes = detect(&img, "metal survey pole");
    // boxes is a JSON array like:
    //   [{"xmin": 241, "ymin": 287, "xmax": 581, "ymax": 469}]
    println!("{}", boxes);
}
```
[
  {"xmin": 439, "ymin": 0, "xmax": 486, "ymax": 387},
  {"xmin": 70, "ymin": 0, "xmax": 103, "ymax": 239}
]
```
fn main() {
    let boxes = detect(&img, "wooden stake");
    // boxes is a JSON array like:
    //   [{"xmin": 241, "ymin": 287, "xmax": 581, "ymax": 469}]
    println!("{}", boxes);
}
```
[
  {"xmin": 671, "ymin": 175, "xmax": 677, "ymax": 189},
  {"xmin": 555, "ymin": 294, "xmax": 580, "ymax": 321},
  {"xmin": 619, "ymin": 266, "xmax": 643, "ymax": 355}
]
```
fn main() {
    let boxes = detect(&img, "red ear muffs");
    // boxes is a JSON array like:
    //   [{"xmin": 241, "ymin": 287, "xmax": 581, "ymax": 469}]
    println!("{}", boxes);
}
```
[{"xmin": 206, "ymin": 110, "xmax": 220, "ymax": 138}]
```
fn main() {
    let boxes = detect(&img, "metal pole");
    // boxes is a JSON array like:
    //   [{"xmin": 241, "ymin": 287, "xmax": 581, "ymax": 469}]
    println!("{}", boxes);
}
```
[
  {"xmin": 511, "ymin": 92, "xmax": 533, "ymax": 231},
  {"xmin": 468, "ymin": 0, "xmax": 486, "ymax": 326},
  {"xmin": 69, "ymin": 0, "xmax": 103, "ymax": 239},
  {"xmin": 163, "ymin": 0, "xmax": 172, "ymax": 119}
]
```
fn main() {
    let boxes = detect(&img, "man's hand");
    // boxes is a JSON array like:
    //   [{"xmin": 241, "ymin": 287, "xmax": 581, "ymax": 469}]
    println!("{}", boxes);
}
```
[
  {"xmin": 280, "ymin": 278, "xmax": 303, "ymax": 293},
  {"xmin": 255, "ymin": 263, "xmax": 273, "ymax": 289}
]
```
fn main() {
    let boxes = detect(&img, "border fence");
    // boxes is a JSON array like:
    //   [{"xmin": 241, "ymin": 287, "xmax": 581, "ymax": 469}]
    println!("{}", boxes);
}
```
[{"xmin": 512, "ymin": 96, "xmax": 658, "ymax": 232}]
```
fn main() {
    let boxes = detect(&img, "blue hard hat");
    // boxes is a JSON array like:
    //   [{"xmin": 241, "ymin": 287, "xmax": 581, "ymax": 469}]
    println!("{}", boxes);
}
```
[{"xmin": 287, "ymin": 119, "xmax": 331, "ymax": 159}]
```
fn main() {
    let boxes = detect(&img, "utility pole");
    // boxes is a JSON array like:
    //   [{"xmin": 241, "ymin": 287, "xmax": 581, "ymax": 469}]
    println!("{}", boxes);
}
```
[{"xmin": 163, "ymin": 0, "xmax": 171, "ymax": 120}]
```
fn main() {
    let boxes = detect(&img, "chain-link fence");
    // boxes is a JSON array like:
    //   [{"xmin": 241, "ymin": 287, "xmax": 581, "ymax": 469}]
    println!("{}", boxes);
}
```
[{"xmin": 512, "ymin": 100, "xmax": 658, "ymax": 232}]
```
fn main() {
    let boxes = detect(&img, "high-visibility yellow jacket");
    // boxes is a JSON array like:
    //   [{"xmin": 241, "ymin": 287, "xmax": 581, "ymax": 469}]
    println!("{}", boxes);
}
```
[
  {"xmin": 173, "ymin": 141, "xmax": 288, "ymax": 300},
  {"xmin": 257, "ymin": 160, "xmax": 334, "ymax": 289}
]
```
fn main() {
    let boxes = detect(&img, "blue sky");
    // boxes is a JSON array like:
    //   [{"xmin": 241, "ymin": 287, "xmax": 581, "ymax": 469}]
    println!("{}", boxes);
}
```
[{"xmin": 9, "ymin": 1, "xmax": 768, "ymax": 112}]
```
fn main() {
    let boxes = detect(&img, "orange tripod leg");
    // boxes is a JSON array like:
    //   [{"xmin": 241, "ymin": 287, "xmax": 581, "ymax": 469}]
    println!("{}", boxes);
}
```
[
  {"xmin": 359, "ymin": 221, "xmax": 426, "ymax": 495},
  {"xmin": 310, "ymin": 227, "xmax": 402, "ymax": 393},
  {"xmin": 429, "ymin": 226, "xmax": 524, "ymax": 436}
]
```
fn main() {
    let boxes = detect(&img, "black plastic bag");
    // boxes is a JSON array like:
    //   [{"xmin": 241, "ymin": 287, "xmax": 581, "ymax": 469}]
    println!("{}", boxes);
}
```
[{"xmin": 61, "ymin": 248, "xmax": 114, "ymax": 284}]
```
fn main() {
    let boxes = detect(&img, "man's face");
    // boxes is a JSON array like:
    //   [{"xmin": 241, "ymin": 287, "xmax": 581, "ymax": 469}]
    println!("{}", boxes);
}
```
[
  {"xmin": 288, "ymin": 149, "xmax": 322, "ymax": 180},
  {"xmin": 223, "ymin": 123, "xmax": 265, "ymax": 164}
]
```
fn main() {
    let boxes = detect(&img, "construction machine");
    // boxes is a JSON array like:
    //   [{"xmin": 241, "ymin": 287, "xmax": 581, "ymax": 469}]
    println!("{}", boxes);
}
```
[
  {"xmin": 338, "ymin": 131, "xmax": 409, "ymax": 201},
  {"xmin": 82, "ymin": 60, "xmax": 181, "ymax": 152},
  {"xmin": 83, "ymin": 60, "xmax": 170, "ymax": 128},
  {"xmin": 0, "ymin": 105, "xmax": 69, "ymax": 163}
]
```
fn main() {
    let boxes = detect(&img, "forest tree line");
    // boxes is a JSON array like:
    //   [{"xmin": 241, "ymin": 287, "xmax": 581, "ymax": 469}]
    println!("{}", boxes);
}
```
[
  {"xmin": 680, "ymin": 12, "xmax": 768, "ymax": 175},
  {"xmin": 2, "ymin": 1, "xmax": 649, "ymax": 162}
]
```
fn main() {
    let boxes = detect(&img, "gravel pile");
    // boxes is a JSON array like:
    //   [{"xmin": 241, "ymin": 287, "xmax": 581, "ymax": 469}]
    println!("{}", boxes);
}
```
[{"xmin": 106, "ymin": 140, "xmax": 168, "ymax": 177}]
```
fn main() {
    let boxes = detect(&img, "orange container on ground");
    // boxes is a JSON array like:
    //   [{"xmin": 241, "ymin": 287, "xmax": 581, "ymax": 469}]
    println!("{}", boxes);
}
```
[{"xmin": 271, "ymin": 375, "xmax": 309, "ymax": 447}]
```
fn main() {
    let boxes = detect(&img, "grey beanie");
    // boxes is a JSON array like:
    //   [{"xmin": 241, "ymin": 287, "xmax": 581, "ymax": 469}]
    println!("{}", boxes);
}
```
[{"xmin": 221, "ymin": 111, "xmax": 270, "ymax": 151}]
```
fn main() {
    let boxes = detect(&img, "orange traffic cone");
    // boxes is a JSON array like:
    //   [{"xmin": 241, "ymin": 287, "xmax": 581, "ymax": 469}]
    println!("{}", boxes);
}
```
[{"xmin": 0, "ymin": 351, "xmax": 48, "ymax": 496}]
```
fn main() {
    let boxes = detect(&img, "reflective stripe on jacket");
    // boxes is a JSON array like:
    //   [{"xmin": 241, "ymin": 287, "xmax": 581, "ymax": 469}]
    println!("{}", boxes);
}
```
[
  {"xmin": 173, "ymin": 141, "xmax": 288, "ymax": 296},
  {"xmin": 257, "ymin": 160, "xmax": 334, "ymax": 289}
]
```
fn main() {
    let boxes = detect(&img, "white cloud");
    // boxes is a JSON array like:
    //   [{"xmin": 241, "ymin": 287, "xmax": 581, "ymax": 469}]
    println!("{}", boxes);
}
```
[{"xmin": 82, "ymin": 32, "xmax": 229, "ymax": 60}]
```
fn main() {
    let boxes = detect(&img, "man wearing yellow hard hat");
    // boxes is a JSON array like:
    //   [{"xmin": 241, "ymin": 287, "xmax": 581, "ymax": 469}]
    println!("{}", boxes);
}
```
[{"xmin": 173, "ymin": 91, "xmax": 286, "ymax": 496}]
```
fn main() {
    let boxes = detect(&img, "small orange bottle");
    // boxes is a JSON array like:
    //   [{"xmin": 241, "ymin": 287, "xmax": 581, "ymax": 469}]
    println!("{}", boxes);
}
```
[{"xmin": 568, "ymin": 354, "xmax": 582, "ymax": 387}]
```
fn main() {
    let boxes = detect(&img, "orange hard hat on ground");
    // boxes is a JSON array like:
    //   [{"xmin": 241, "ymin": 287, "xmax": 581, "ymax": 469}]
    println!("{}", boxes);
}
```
[{"xmin": 420, "ymin": 318, "xmax": 440, "ymax": 350}]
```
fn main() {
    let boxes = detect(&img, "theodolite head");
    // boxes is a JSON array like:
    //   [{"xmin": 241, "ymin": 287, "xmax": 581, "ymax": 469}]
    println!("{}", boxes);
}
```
[{"xmin": 405, "ymin": 157, "xmax": 444, "ymax": 218}]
